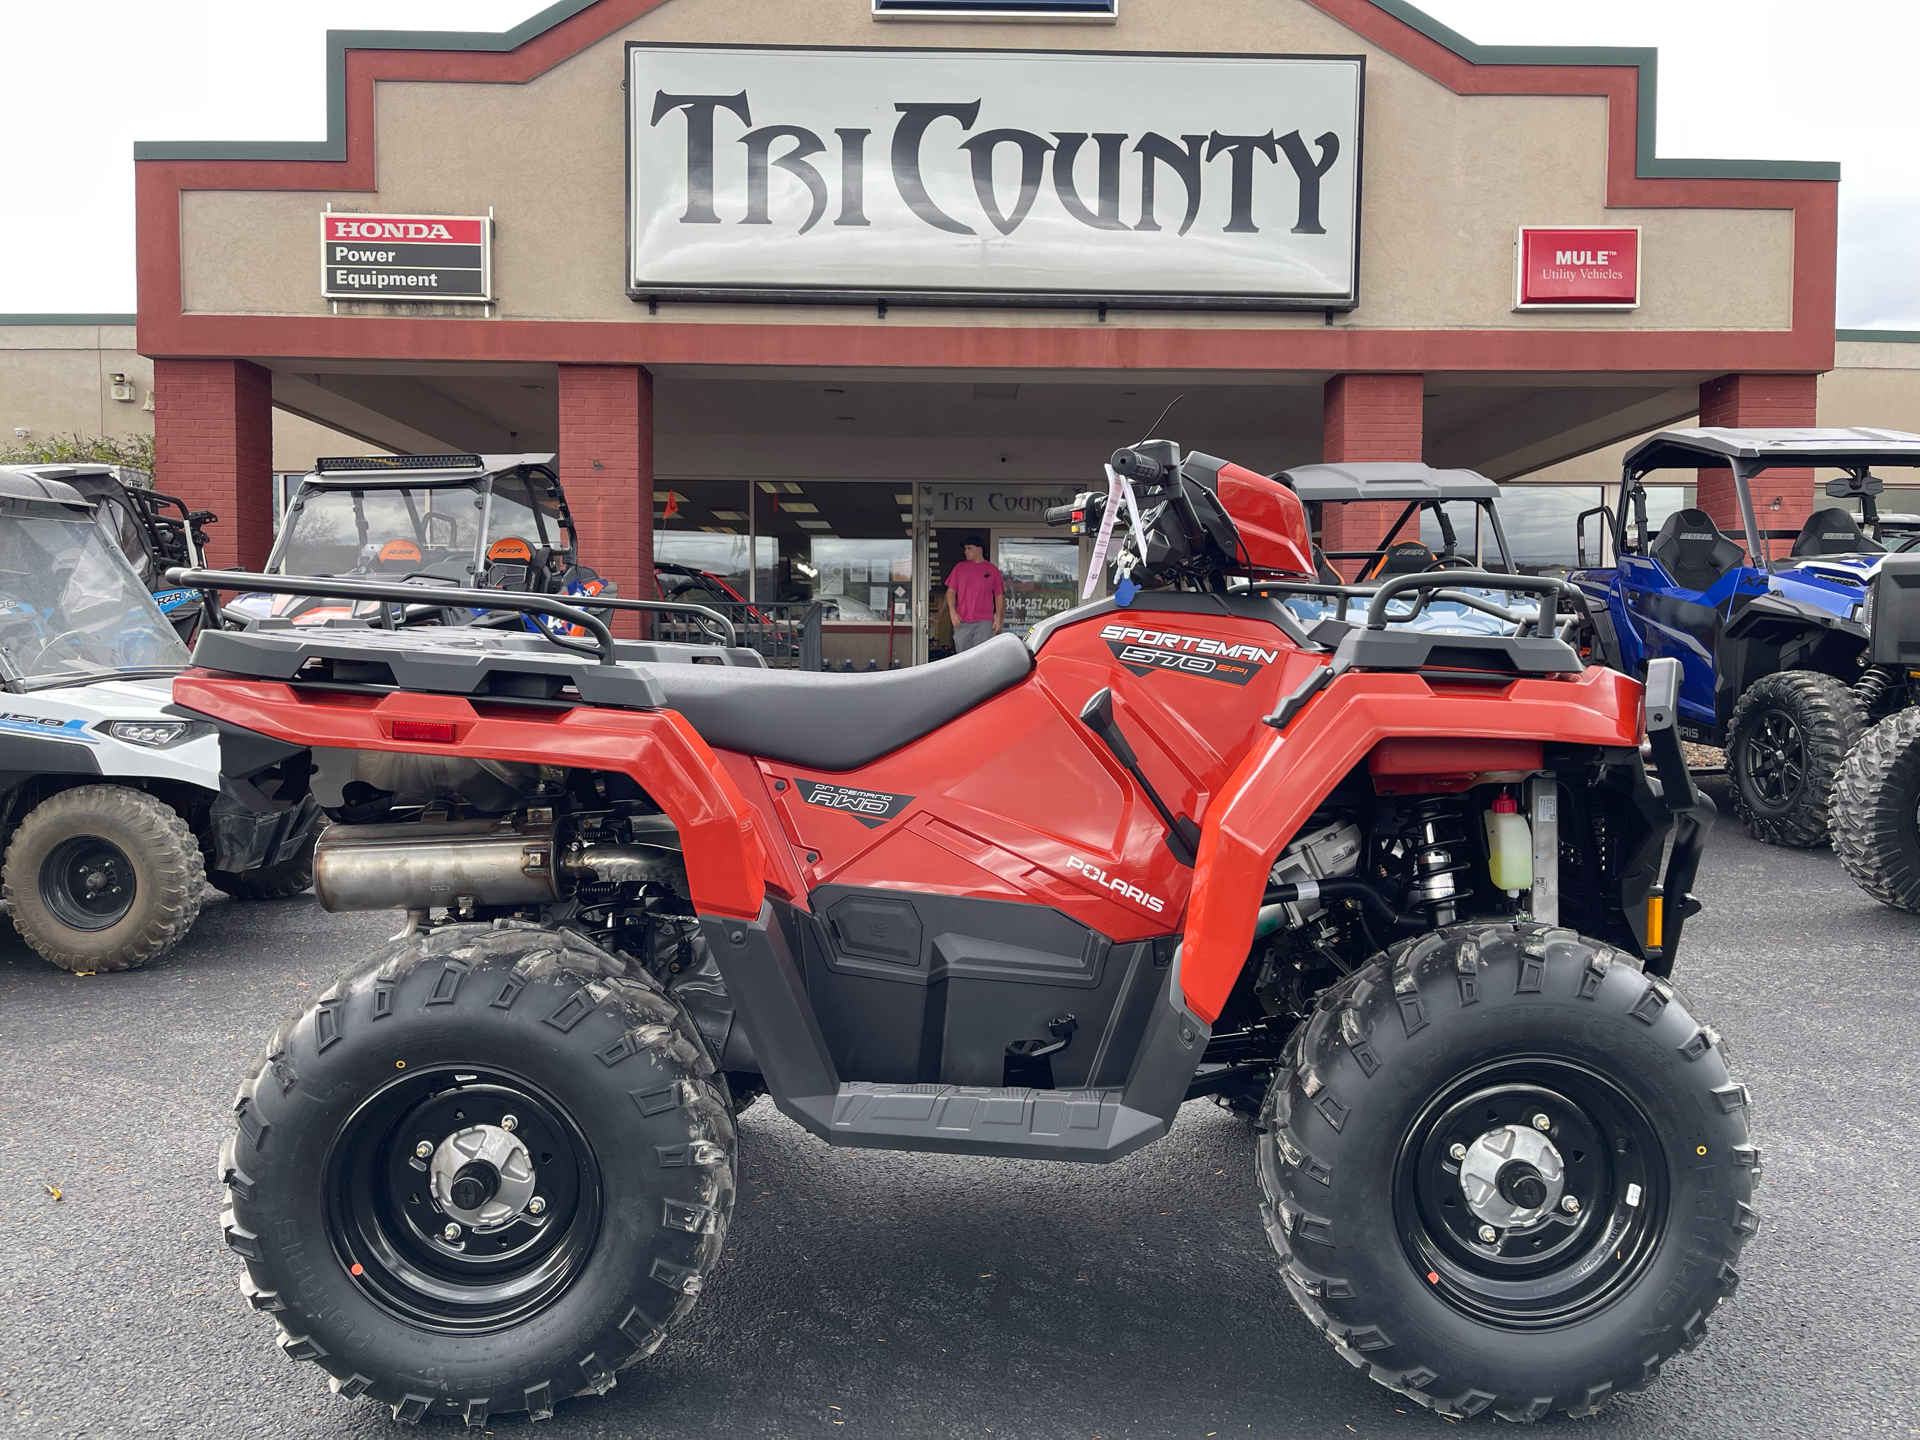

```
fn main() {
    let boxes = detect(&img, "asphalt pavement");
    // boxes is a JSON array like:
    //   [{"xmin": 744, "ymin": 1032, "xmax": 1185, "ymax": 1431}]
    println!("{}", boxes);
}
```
[{"xmin": 2, "ymin": 791, "xmax": 1916, "ymax": 1439}]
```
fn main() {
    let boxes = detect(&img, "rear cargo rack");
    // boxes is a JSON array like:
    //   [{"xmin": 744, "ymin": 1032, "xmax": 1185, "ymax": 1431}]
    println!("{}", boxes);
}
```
[
  {"xmin": 1251, "ymin": 572, "xmax": 1584, "ymax": 677},
  {"xmin": 166, "ymin": 568, "xmax": 737, "ymax": 657}
]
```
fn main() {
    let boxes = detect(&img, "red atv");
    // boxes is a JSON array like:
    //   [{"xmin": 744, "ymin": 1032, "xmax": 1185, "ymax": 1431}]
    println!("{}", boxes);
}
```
[{"xmin": 174, "ymin": 440, "xmax": 1753, "ymax": 1427}]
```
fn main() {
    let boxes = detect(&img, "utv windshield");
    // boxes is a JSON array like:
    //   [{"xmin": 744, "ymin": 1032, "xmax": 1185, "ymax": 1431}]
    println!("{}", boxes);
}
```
[
  {"xmin": 274, "ymin": 483, "xmax": 484, "ymax": 582},
  {"xmin": 0, "ymin": 513, "xmax": 191, "ymax": 688}
]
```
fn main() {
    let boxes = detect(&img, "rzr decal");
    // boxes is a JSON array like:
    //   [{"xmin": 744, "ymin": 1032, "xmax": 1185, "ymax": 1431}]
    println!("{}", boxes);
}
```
[
  {"xmin": 1100, "ymin": 623, "xmax": 1278, "ymax": 686},
  {"xmin": 796, "ymin": 780, "xmax": 915, "ymax": 829},
  {"xmin": 1064, "ymin": 855, "xmax": 1166, "ymax": 914}
]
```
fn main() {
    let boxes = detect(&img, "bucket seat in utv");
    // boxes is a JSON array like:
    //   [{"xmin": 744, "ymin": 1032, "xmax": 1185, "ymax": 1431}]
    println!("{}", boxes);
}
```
[
  {"xmin": 642, "ymin": 633, "xmax": 1034, "ymax": 771},
  {"xmin": 1789, "ymin": 507, "xmax": 1884, "ymax": 558},
  {"xmin": 1648, "ymin": 509, "xmax": 1747, "ymax": 592}
]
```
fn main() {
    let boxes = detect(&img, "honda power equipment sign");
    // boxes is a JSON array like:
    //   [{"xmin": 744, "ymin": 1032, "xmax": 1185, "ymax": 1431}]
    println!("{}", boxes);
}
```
[
  {"xmin": 1514, "ymin": 226, "xmax": 1640, "ymax": 309},
  {"xmin": 627, "ymin": 45, "xmax": 1364, "ymax": 309},
  {"xmin": 321, "ymin": 213, "xmax": 493, "ymax": 301}
]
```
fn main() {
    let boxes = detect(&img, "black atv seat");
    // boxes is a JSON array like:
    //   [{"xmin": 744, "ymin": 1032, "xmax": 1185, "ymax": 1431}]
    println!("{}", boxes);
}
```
[
  {"xmin": 1379, "ymin": 540, "xmax": 1437, "ymax": 576},
  {"xmin": 1790, "ymin": 506, "xmax": 1884, "ymax": 558},
  {"xmin": 643, "ymin": 633, "xmax": 1034, "ymax": 771},
  {"xmin": 1648, "ymin": 509, "xmax": 1746, "ymax": 592}
]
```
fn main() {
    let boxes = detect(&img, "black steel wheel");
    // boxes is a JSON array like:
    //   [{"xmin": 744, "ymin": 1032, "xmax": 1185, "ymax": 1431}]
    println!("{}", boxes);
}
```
[
  {"xmin": 1, "ymin": 784, "xmax": 203, "ymax": 971},
  {"xmin": 1257, "ymin": 924, "xmax": 1759, "ymax": 1422},
  {"xmin": 40, "ymin": 833, "xmax": 137, "ymax": 930},
  {"xmin": 1394, "ymin": 1061, "xmax": 1664, "ymax": 1330},
  {"xmin": 326, "ymin": 1065, "xmax": 601, "ymax": 1334},
  {"xmin": 1728, "ymin": 670, "xmax": 1863, "ymax": 847},
  {"xmin": 219, "ymin": 922, "xmax": 736, "ymax": 1426}
]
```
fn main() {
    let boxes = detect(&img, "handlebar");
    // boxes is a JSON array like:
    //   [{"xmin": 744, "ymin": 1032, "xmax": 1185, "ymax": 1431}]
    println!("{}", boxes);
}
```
[{"xmin": 165, "ymin": 568, "xmax": 738, "ymax": 664}]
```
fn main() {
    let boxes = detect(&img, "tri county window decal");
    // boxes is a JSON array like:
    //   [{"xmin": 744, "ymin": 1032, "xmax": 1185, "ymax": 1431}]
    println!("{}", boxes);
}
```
[{"xmin": 627, "ymin": 45, "xmax": 1363, "ymax": 308}]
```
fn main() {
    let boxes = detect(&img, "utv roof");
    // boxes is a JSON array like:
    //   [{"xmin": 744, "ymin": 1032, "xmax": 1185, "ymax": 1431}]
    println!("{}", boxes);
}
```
[
  {"xmin": 307, "ymin": 452, "xmax": 557, "ymax": 484},
  {"xmin": 1626, "ymin": 427, "xmax": 1920, "ymax": 475},
  {"xmin": 1273, "ymin": 462, "xmax": 1502, "ymax": 502},
  {"xmin": 5, "ymin": 462, "xmax": 151, "ymax": 488},
  {"xmin": 0, "ymin": 466, "xmax": 91, "ymax": 508}
]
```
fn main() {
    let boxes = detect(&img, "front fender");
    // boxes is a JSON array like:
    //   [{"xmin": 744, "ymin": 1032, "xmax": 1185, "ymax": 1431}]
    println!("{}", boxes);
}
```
[{"xmin": 1178, "ymin": 666, "xmax": 1645, "ymax": 1023}]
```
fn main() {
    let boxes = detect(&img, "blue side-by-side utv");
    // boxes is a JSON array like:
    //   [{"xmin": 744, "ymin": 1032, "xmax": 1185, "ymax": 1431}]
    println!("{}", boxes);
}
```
[{"xmin": 1570, "ymin": 426, "xmax": 1920, "ymax": 847}]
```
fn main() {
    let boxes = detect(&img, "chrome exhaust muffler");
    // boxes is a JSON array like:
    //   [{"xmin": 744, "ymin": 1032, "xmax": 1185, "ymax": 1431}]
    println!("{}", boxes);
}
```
[{"xmin": 313, "ymin": 818, "xmax": 685, "ymax": 913}]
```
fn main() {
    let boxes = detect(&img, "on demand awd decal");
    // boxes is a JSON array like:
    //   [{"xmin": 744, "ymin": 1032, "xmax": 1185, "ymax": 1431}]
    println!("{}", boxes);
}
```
[
  {"xmin": 796, "ymin": 780, "xmax": 915, "ymax": 829},
  {"xmin": 1100, "ymin": 624, "xmax": 1278, "ymax": 686}
]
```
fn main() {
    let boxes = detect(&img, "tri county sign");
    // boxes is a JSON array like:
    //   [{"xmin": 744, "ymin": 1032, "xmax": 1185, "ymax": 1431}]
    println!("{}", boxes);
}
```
[{"xmin": 626, "ymin": 45, "xmax": 1364, "ymax": 309}]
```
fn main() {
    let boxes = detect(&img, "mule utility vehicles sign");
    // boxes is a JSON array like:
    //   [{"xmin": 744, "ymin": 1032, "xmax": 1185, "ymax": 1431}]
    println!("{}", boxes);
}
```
[{"xmin": 321, "ymin": 213, "xmax": 492, "ymax": 301}]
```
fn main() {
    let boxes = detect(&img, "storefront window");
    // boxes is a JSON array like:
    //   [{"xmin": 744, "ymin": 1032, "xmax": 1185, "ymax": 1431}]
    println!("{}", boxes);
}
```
[{"xmin": 811, "ymin": 539, "xmax": 911, "ymax": 623}]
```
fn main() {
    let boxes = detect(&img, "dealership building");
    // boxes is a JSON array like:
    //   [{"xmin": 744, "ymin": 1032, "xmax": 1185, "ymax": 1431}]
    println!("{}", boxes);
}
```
[{"xmin": 101, "ymin": 0, "xmax": 1905, "ymax": 660}]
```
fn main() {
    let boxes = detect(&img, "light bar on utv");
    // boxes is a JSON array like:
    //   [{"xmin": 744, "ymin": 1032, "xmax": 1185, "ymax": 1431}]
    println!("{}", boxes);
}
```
[
  {"xmin": 314, "ymin": 454, "xmax": 485, "ymax": 474},
  {"xmin": 163, "ymin": 568, "xmax": 738, "ymax": 660}
]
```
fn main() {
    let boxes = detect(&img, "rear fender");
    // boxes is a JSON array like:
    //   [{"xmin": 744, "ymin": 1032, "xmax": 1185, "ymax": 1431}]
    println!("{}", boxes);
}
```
[
  {"xmin": 170, "ymin": 675, "xmax": 773, "ymax": 919},
  {"xmin": 1179, "ymin": 666, "xmax": 1645, "ymax": 1023},
  {"xmin": 1718, "ymin": 593, "xmax": 1867, "ymax": 726}
]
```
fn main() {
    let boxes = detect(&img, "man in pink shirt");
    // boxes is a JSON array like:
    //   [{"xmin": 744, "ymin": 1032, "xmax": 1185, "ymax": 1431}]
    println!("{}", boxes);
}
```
[{"xmin": 945, "ymin": 535, "xmax": 1005, "ymax": 653}]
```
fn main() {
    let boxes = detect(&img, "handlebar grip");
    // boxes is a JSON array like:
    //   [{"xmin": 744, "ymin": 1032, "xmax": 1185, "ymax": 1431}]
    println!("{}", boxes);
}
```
[{"xmin": 1044, "ymin": 503, "xmax": 1079, "ymax": 527}]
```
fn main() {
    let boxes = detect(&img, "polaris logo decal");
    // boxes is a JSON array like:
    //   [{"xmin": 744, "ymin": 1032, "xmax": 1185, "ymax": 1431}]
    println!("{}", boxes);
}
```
[
  {"xmin": 1065, "ymin": 855, "xmax": 1166, "ymax": 914},
  {"xmin": 796, "ymin": 781, "xmax": 914, "ymax": 829},
  {"xmin": 0, "ymin": 713, "xmax": 98, "ymax": 744},
  {"xmin": 1099, "ymin": 624, "xmax": 1277, "ymax": 686}
]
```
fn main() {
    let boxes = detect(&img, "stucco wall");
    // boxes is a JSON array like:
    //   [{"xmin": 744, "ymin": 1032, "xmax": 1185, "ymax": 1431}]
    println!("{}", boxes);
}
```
[
  {"xmin": 176, "ymin": 0, "xmax": 1794, "ymax": 334},
  {"xmin": 1518, "ymin": 340, "xmax": 1920, "ymax": 488},
  {"xmin": 0, "ymin": 323, "xmax": 372, "ymax": 472},
  {"xmin": 0, "ymin": 325, "xmax": 151, "ymax": 443}
]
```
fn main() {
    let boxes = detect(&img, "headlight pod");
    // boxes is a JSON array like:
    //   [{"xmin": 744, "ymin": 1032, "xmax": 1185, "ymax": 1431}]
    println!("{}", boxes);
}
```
[{"xmin": 102, "ymin": 719, "xmax": 213, "ymax": 749}]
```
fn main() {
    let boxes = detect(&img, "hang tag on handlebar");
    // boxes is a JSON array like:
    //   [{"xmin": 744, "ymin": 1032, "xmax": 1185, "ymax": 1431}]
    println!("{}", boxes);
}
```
[
  {"xmin": 1114, "ymin": 577, "xmax": 1138, "ymax": 607},
  {"xmin": 1082, "ymin": 467, "xmax": 1125, "ymax": 599}
]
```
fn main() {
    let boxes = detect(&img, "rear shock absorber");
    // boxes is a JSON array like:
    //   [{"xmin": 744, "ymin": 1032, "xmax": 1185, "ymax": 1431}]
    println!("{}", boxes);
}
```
[
  {"xmin": 1403, "ymin": 798, "xmax": 1470, "ymax": 927},
  {"xmin": 1854, "ymin": 664, "xmax": 1898, "ymax": 718}
]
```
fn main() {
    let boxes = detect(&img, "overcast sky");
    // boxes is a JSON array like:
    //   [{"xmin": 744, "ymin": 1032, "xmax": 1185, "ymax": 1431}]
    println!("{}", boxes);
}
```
[{"xmin": 1, "ymin": 0, "xmax": 1913, "ymax": 327}]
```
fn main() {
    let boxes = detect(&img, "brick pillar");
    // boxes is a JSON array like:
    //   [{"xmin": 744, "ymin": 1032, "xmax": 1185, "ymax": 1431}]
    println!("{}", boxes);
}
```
[
  {"xmin": 152, "ymin": 358, "xmax": 273, "ymax": 570},
  {"xmin": 1697, "ymin": 374, "xmax": 1820, "ymax": 552},
  {"xmin": 558, "ymin": 365, "xmax": 655, "ymax": 638},
  {"xmin": 1321, "ymin": 373, "xmax": 1424, "ymax": 579}
]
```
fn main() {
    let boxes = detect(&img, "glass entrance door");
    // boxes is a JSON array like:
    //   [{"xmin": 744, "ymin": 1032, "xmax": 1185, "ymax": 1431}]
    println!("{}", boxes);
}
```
[{"xmin": 996, "ymin": 535, "xmax": 1081, "ymax": 642}]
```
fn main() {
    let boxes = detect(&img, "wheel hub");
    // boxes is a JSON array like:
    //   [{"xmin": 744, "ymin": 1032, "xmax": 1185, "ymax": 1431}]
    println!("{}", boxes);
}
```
[
  {"xmin": 429, "ymin": 1124, "xmax": 536, "ymax": 1232},
  {"xmin": 1457, "ymin": 1123, "xmax": 1564, "ymax": 1231},
  {"xmin": 40, "ymin": 835, "xmax": 136, "ymax": 930}
]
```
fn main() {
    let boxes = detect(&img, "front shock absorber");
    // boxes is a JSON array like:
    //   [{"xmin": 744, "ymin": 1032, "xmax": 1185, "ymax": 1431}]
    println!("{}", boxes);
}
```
[
  {"xmin": 1403, "ymin": 797, "xmax": 1470, "ymax": 927},
  {"xmin": 1854, "ymin": 664, "xmax": 1899, "ymax": 719}
]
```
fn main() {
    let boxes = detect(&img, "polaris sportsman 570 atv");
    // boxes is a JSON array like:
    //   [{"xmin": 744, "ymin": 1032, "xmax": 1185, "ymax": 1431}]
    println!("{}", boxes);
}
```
[
  {"xmin": 0, "ymin": 470, "xmax": 318, "ymax": 971},
  {"xmin": 1571, "ymin": 425, "xmax": 1920, "ymax": 847},
  {"xmin": 179, "ymin": 440, "xmax": 1750, "ymax": 1427},
  {"xmin": 228, "ymin": 453, "xmax": 614, "ymax": 632}
]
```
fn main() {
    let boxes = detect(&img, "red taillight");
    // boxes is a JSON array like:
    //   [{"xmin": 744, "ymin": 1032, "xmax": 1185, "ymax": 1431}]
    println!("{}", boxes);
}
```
[{"xmin": 392, "ymin": 719, "xmax": 458, "ymax": 743}]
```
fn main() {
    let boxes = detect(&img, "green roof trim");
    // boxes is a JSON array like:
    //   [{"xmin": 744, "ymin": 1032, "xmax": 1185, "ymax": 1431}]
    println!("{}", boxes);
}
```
[
  {"xmin": 1366, "ymin": 0, "xmax": 1838, "ymax": 181},
  {"xmin": 0, "ymin": 314, "xmax": 139, "ymax": 326},
  {"xmin": 129, "ymin": 0, "xmax": 1840, "ymax": 183},
  {"xmin": 1838, "ymin": 329, "xmax": 1920, "ymax": 345},
  {"xmin": 133, "ymin": 0, "xmax": 602, "ymax": 161}
]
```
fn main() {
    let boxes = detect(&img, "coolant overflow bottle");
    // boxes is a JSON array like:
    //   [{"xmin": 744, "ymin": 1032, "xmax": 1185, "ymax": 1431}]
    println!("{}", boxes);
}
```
[{"xmin": 1483, "ymin": 791, "xmax": 1533, "ymax": 898}]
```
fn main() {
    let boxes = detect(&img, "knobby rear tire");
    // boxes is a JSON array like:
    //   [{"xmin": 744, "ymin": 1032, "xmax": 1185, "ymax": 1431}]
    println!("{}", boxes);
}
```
[
  {"xmin": 218, "ymin": 921, "xmax": 737, "ymax": 1426},
  {"xmin": 1727, "ymin": 670, "xmax": 1862, "ymax": 848},
  {"xmin": 1831, "ymin": 708, "xmax": 1920, "ymax": 912},
  {"xmin": 1256, "ymin": 923, "xmax": 1759, "ymax": 1422}
]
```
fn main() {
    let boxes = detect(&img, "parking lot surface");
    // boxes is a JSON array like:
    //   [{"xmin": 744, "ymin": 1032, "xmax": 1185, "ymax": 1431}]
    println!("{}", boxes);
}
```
[{"xmin": 2, "ymin": 795, "xmax": 1916, "ymax": 1439}]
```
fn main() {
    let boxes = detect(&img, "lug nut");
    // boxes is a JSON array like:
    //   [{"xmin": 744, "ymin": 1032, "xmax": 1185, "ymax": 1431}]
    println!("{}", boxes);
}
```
[
  {"xmin": 442, "ymin": 1223, "xmax": 462, "ymax": 1241},
  {"xmin": 500, "ymin": 1114, "xmax": 519, "ymax": 1133},
  {"xmin": 1531, "ymin": 1113, "xmax": 1552, "ymax": 1133},
  {"xmin": 1477, "ymin": 1224, "xmax": 1498, "ymax": 1244},
  {"xmin": 414, "ymin": 1141, "xmax": 433, "ymax": 1159},
  {"xmin": 1561, "ymin": 1195, "xmax": 1581, "ymax": 1215},
  {"xmin": 1448, "ymin": 1142, "xmax": 1467, "ymax": 1162},
  {"xmin": 527, "ymin": 1196, "xmax": 547, "ymax": 1216}
]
